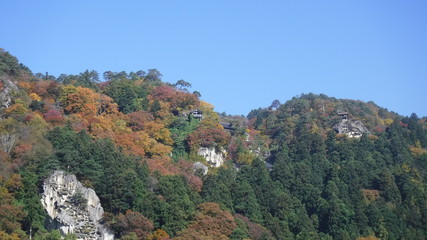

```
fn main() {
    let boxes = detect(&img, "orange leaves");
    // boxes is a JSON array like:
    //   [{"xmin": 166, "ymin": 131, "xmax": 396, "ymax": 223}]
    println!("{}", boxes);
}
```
[
  {"xmin": 113, "ymin": 131, "xmax": 172, "ymax": 159},
  {"xmin": 98, "ymin": 94, "xmax": 118, "ymax": 115},
  {"xmin": 174, "ymin": 202, "xmax": 236, "ymax": 240},
  {"xmin": 16, "ymin": 82, "xmax": 31, "ymax": 92},
  {"xmin": 148, "ymin": 229, "xmax": 170, "ymax": 240},
  {"xmin": 65, "ymin": 87, "xmax": 98, "ymax": 116},
  {"xmin": 3, "ymin": 103, "xmax": 27, "ymax": 119},
  {"xmin": 61, "ymin": 85, "xmax": 118, "ymax": 117}
]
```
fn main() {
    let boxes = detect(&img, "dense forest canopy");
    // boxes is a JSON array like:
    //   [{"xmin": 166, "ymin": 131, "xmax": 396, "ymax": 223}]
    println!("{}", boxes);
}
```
[{"xmin": 1, "ymin": 49, "xmax": 427, "ymax": 240}]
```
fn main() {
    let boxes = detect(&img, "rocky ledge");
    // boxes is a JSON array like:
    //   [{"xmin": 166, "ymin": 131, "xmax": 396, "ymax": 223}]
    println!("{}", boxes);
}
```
[
  {"xmin": 41, "ymin": 171, "xmax": 114, "ymax": 240},
  {"xmin": 333, "ymin": 119, "xmax": 370, "ymax": 138}
]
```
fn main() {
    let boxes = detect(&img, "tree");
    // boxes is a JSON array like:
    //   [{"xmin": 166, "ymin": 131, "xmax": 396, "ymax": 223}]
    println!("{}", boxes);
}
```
[
  {"xmin": 103, "ymin": 79, "xmax": 148, "ymax": 113},
  {"xmin": 174, "ymin": 80, "xmax": 191, "ymax": 91},
  {"xmin": 232, "ymin": 180, "xmax": 262, "ymax": 223},
  {"xmin": 109, "ymin": 210, "xmax": 154, "ymax": 240},
  {"xmin": 270, "ymin": 99, "xmax": 281, "ymax": 110},
  {"xmin": 78, "ymin": 70, "xmax": 99, "ymax": 90},
  {"xmin": 0, "ymin": 48, "xmax": 30, "ymax": 76},
  {"xmin": 192, "ymin": 91, "xmax": 201, "ymax": 98},
  {"xmin": 145, "ymin": 69, "xmax": 162, "ymax": 84},
  {"xmin": 174, "ymin": 202, "xmax": 237, "ymax": 240}
]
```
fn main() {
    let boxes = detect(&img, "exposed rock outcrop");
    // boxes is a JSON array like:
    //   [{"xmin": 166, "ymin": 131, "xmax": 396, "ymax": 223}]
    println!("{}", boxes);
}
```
[
  {"xmin": 41, "ymin": 171, "xmax": 114, "ymax": 240},
  {"xmin": 193, "ymin": 162, "xmax": 209, "ymax": 175},
  {"xmin": 0, "ymin": 76, "xmax": 18, "ymax": 109},
  {"xmin": 197, "ymin": 147, "xmax": 226, "ymax": 167},
  {"xmin": 333, "ymin": 119, "xmax": 370, "ymax": 138}
]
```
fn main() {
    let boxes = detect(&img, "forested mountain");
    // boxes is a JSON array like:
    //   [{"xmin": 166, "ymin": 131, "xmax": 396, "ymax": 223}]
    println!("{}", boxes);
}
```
[{"xmin": 1, "ymin": 49, "xmax": 427, "ymax": 240}]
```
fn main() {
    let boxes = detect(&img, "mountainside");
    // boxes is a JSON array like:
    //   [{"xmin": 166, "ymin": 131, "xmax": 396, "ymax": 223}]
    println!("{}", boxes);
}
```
[{"xmin": 1, "ymin": 49, "xmax": 427, "ymax": 240}]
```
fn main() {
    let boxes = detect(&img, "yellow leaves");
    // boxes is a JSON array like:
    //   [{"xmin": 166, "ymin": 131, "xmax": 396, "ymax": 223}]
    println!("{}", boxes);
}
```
[
  {"xmin": 114, "ymin": 119, "xmax": 131, "ymax": 134},
  {"xmin": 199, "ymin": 100, "xmax": 214, "ymax": 110},
  {"xmin": 237, "ymin": 151, "xmax": 256, "ymax": 165},
  {"xmin": 29, "ymin": 93, "xmax": 42, "ymax": 101},
  {"xmin": 310, "ymin": 122, "xmax": 321, "ymax": 134},
  {"xmin": 409, "ymin": 145, "xmax": 427, "ymax": 156},
  {"xmin": 143, "ymin": 121, "xmax": 173, "ymax": 146},
  {"xmin": 113, "ymin": 131, "xmax": 172, "ymax": 159},
  {"xmin": 59, "ymin": 85, "xmax": 78, "ymax": 106},
  {"xmin": 199, "ymin": 100, "xmax": 220, "ymax": 124},
  {"xmin": 402, "ymin": 163, "xmax": 411, "ymax": 173},
  {"xmin": 133, "ymin": 131, "xmax": 172, "ymax": 157},
  {"xmin": 0, "ymin": 231, "xmax": 20, "ymax": 240},
  {"xmin": 87, "ymin": 115, "xmax": 115, "ymax": 138},
  {"xmin": 384, "ymin": 118, "xmax": 393, "ymax": 126},
  {"xmin": 27, "ymin": 113, "xmax": 48, "ymax": 134}
]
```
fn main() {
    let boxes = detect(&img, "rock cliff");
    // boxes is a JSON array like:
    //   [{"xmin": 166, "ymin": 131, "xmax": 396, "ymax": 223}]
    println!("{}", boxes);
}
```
[
  {"xmin": 41, "ymin": 171, "xmax": 114, "ymax": 240},
  {"xmin": 197, "ymin": 147, "xmax": 226, "ymax": 167},
  {"xmin": 333, "ymin": 119, "xmax": 370, "ymax": 138},
  {"xmin": 0, "ymin": 76, "xmax": 18, "ymax": 109}
]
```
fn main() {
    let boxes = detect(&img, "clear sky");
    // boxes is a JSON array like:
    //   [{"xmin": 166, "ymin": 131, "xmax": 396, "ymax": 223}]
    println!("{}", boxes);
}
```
[{"xmin": 2, "ymin": 1, "xmax": 426, "ymax": 117}]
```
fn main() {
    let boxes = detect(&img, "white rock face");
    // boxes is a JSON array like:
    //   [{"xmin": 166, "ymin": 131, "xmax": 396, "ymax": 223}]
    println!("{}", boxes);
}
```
[
  {"xmin": 41, "ymin": 171, "xmax": 114, "ymax": 240},
  {"xmin": 0, "ymin": 77, "xmax": 18, "ymax": 109},
  {"xmin": 197, "ymin": 147, "xmax": 226, "ymax": 167},
  {"xmin": 193, "ymin": 162, "xmax": 209, "ymax": 175},
  {"xmin": 334, "ymin": 119, "xmax": 371, "ymax": 138}
]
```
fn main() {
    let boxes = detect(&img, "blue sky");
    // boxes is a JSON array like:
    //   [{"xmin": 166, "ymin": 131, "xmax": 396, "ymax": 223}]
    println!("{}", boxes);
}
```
[{"xmin": 2, "ymin": 1, "xmax": 426, "ymax": 117}]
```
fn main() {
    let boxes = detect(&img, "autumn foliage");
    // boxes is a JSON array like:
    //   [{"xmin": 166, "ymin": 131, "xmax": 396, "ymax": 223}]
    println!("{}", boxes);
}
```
[
  {"xmin": 187, "ymin": 126, "xmax": 230, "ymax": 150},
  {"xmin": 174, "ymin": 202, "xmax": 236, "ymax": 240}
]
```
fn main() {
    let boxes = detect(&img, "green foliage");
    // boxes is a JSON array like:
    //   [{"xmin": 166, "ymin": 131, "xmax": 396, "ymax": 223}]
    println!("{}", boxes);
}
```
[
  {"xmin": 154, "ymin": 175, "xmax": 197, "ymax": 236},
  {"xmin": 168, "ymin": 117, "xmax": 200, "ymax": 161},
  {"xmin": 56, "ymin": 70, "xmax": 100, "ymax": 91},
  {"xmin": 46, "ymin": 126, "xmax": 150, "ymax": 213},
  {"xmin": 103, "ymin": 78, "xmax": 149, "ymax": 113},
  {"xmin": 0, "ymin": 48, "xmax": 31, "ymax": 76},
  {"xmin": 1, "ymin": 51, "xmax": 427, "ymax": 240}
]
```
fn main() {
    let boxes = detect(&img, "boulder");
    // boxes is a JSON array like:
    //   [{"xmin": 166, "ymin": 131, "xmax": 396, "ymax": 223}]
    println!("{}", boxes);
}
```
[
  {"xmin": 41, "ymin": 171, "xmax": 114, "ymax": 240},
  {"xmin": 193, "ymin": 162, "xmax": 209, "ymax": 175}
]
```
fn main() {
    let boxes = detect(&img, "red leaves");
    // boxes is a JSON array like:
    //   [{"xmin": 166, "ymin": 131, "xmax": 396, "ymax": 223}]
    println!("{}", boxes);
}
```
[
  {"xmin": 43, "ymin": 109, "xmax": 64, "ymax": 124},
  {"xmin": 127, "ymin": 111, "xmax": 155, "ymax": 131},
  {"xmin": 187, "ymin": 126, "xmax": 230, "ymax": 149},
  {"xmin": 110, "ymin": 210, "xmax": 154, "ymax": 240},
  {"xmin": 174, "ymin": 202, "xmax": 236, "ymax": 240},
  {"xmin": 150, "ymin": 85, "xmax": 199, "ymax": 111}
]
